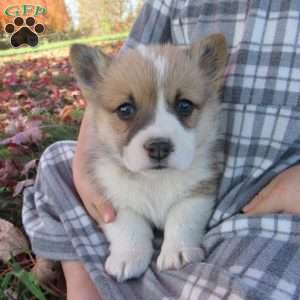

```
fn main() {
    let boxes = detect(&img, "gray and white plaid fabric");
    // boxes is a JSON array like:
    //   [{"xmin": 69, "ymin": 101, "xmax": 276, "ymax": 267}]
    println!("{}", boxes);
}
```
[{"xmin": 22, "ymin": 1, "xmax": 300, "ymax": 299}]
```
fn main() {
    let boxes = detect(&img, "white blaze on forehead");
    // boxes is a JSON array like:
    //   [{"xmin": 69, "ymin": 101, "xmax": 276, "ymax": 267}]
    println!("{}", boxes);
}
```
[
  {"xmin": 137, "ymin": 45, "xmax": 167, "ymax": 84},
  {"xmin": 151, "ymin": 91, "xmax": 175, "ymax": 134},
  {"xmin": 123, "ymin": 89, "xmax": 196, "ymax": 172},
  {"xmin": 122, "ymin": 46, "xmax": 196, "ymax": 172}
]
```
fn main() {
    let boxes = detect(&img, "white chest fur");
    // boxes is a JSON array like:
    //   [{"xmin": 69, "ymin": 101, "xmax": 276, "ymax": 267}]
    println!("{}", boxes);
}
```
[{"xmin": 94, "ymin": 150, "xmax": 214, "ymax": 229}]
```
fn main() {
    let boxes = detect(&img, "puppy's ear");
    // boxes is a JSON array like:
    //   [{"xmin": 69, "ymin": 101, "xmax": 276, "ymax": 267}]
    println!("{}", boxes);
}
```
[
  {"xmin": 190, "ymin": 34, "xmax": 228, "ymax": 90},
  {"xmin": 70, "ymin": 44, "xmax": 111, "ymax": 91}
]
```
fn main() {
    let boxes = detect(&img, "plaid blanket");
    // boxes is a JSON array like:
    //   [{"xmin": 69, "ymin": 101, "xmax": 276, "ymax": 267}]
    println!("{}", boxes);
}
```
[{"xmin": 23, "ymin": 1, "xmax": 300, "ymax": 299}]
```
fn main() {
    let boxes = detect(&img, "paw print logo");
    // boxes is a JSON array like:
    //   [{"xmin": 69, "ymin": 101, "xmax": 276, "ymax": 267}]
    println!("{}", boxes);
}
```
[{"xmin": 4, "ymin": 16, "xmax": 45, "ymax": 48}]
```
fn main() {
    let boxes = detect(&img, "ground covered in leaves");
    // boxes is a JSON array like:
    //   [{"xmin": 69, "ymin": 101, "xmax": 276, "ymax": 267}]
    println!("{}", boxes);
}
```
[{"xmin": 0, "ymin": 40, "xmax": 123, "ymax": 299}]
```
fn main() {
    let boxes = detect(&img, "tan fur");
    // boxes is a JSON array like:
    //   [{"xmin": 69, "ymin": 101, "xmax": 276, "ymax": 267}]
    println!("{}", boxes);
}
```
[
  {"xmin": 191, "ymin": 33, "xmax": 228, "ymax": 91},
  {"xmin": 70, "ymin": 33, "xmax": 227, "ymax": 161},
  {"xmin": 69, "ymin": 34, "xmax": 228, "ymax": 281},
  {"xmin": 97, "ymin": 50, "xmax": 158, "ymax": 146},
  {"xmin": 152, "ymin": 44, "xmax": 211, "ymax": 128}
]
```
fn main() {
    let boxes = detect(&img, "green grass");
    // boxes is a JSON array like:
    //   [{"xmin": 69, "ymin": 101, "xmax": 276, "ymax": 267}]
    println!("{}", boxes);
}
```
[
  {"xmin": 0, "ymin": 34, "xmax": 106, "ymax": 297},
  {"xmin": 41, "ymin": 122, "xmax": 80, "ymax": 146},
  {"xmin": 0, "ymin": 32, "xmax": 128, "ymax": 57},
  {"xmin": 0, "ymin": 260, "xmax": 62, "ymax": 300},
  {"xmin": 0, "ymin": 119, "xmax": 80, "ymax": 299},
  {"xmin": 0, "ymin": 261, "xmax": 46, "ymax": 300}
]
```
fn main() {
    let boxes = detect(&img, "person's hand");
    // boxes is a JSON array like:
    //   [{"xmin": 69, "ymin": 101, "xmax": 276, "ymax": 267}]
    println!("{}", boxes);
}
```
[
  {"xmin": 243, "ymin": 165, "xmax": 300, "ymax": 215},
  {"xmin": 72, "ymin": 107, "xmax": 116, "ymax": 224}
]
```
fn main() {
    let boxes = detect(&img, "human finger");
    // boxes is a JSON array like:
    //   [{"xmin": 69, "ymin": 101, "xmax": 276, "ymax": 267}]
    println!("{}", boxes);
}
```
[{"xmin": 93, "ymin": 199, "xmax": 116, "ymax": 224}]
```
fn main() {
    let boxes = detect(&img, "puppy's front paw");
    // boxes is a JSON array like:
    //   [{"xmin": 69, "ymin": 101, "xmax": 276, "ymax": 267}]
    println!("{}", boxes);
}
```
[
  {"xmin": 105, "ymin": 249, "xmax": 153, "ymax": 281},
  {"xmin": 157, "ymin": 246, "xmax": 204, "ymax": 271}
]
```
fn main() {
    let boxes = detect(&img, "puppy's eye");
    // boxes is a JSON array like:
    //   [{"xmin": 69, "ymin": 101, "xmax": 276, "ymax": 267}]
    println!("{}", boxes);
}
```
[
  {"xmin": 175, "ymin": 99, "xmax": 194, "ymax": 117},
  {"xmin": 116, "ymin": 103, "xmax": 136, "ymax": 120}
]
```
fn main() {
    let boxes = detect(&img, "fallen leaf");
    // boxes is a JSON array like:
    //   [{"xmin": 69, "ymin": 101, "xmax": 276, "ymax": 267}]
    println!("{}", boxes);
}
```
[
  {"xmin": 21, "ymin": 159, "xmax": 38, "ymax": 177},
  {"xmin": 59, "ymin": 105, "xmax": 74, "ymax": 122},
  {"xmin": 31, "ymin": 257, "xmax": 62, "ymax": 284},
  {"xmin": 1, "ymin": 126, "xmax": 43, "ymax": 145},
  {"xmin": 13, "ymin": 179, "xmax": 35, "ymax": 197},
  {"xmin": 0, "ymin": 218, "xmax": 29, "ymax": 262},
  {"xmin": 0, "ymin": 90, "xmax": 11, "ymax": 101},
  {"xmin": 0, "ymin": 160, "xmax": 21, "ymax": 179},
  {"xmin": 7, "ymin": 143, "xmax": 31, "ymax": 156}
]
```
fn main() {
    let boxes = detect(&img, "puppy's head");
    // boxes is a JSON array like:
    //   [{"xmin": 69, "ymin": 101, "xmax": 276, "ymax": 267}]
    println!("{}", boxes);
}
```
[{"xmin": 70, "ymin": 34, "xmax": 227, "ymax": 173}]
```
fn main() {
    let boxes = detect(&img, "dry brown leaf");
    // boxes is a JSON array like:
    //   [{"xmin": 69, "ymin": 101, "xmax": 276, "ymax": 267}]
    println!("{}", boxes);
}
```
[
  {"xmin": 0, "ymin": 218, "xmax": 29, "ymax": 262},
  {"xmin": 32, "ymin": 257, "xmax": 62, "ymax": 284},
  {"xmin": 58, "ymin": 105, "xmax": 74, "ymax": 121}
]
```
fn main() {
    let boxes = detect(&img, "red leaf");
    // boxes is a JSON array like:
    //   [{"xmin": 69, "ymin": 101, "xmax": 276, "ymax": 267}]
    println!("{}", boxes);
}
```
[
  {"xmin": 7, "ymin": 143, "xmax": 31, "ymax": 155},
  {"xmin": 0, "ymin": 179, "xmax": 17, "ymax": 188},
  {"xmin": 0, "ymin": 160, "xmax": 21, "ymax": 179},
  {"xmin": 15, "ymin": 90, "xmax": 28, "ymax": 99},
  {"xmin": 0, "ymin": 90, "xmax": 11, "ymax": 101},
  {"xmin": 1, "ymin": 126, "xmax": 43, "ymax": 145}
]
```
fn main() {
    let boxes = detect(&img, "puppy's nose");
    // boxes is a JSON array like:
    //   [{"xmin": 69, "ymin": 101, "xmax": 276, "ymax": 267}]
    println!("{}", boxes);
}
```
[{"xmin": 144, "ymin": 138, "xmax": 173, "ymax": 161}]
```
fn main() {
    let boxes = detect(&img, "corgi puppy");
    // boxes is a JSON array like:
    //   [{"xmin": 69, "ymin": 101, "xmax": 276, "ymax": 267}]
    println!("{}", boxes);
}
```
[{"xmin": 70, "ymin": 34, "xmax": 227, "ymax": 282}]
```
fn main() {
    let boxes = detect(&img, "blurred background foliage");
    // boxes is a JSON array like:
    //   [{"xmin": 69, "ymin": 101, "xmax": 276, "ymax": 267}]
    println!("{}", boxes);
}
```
[
  {"xmin": 0, "ymin": 1, "xmax": 143, "ymax": 298},
  {"xmin": 0, "ymin": 0, "xmax": 142, "ymax": 49}
]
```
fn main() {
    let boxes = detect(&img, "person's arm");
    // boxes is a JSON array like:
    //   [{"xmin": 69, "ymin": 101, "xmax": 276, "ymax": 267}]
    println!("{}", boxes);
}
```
[
  {"xmin": 72, "ymin": 0, "xmax": 172, "ymax": 224},
  {"xmin": 243, "ymin": 165, "xmax": 300, "ymax": 215},
  {"xmin": 72, "ymin": 107, "xmax": 116, "ymax": 223}
]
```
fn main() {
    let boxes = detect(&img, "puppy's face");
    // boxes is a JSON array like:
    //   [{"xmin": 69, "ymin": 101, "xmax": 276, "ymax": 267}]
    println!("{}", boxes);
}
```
[{"xmin": 70, "ymin": 34, "xmax": 227, "ymax": 173}]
